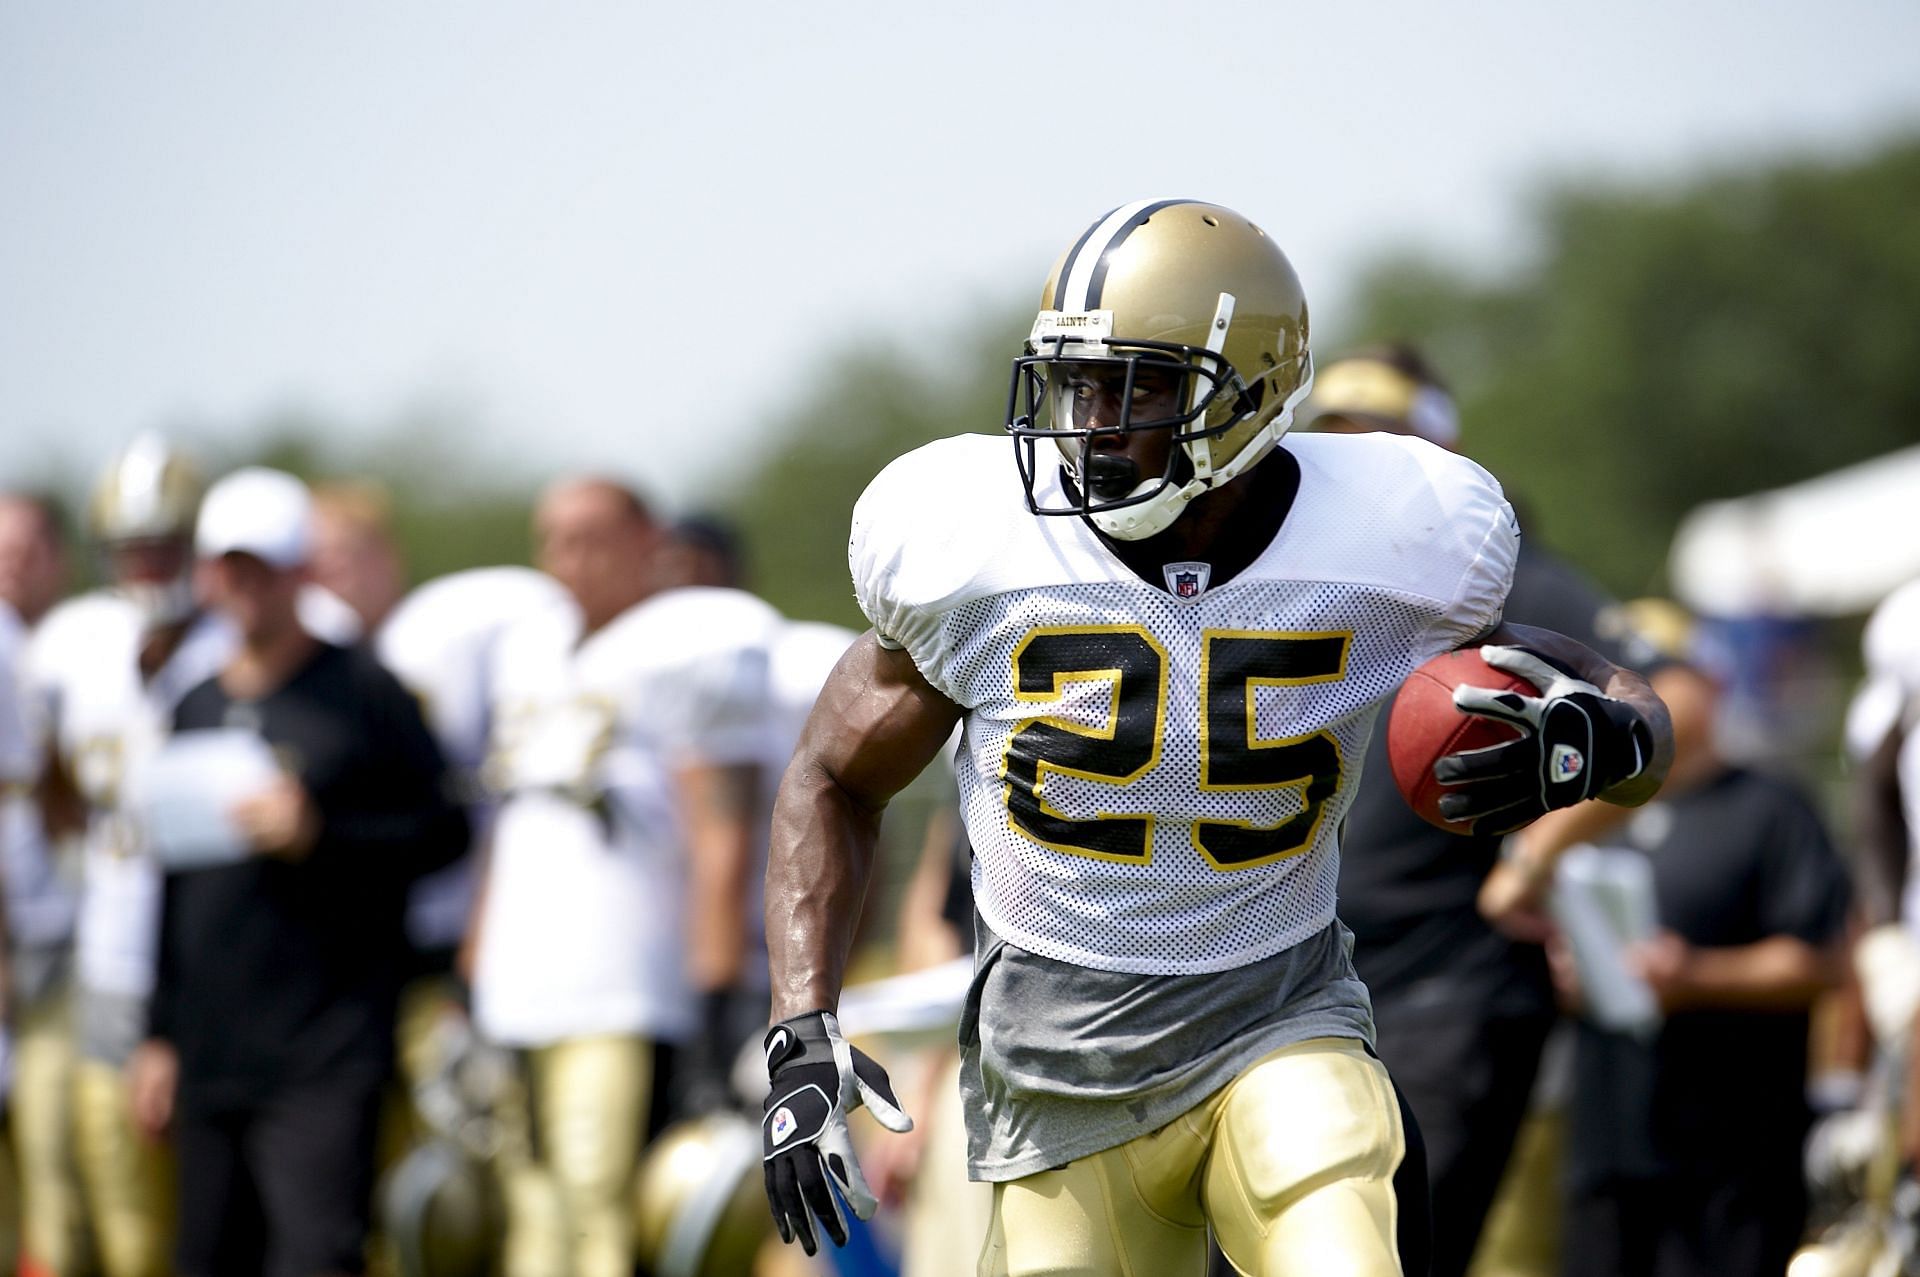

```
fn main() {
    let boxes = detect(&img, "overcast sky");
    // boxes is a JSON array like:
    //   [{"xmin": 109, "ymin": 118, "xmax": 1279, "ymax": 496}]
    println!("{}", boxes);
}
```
[{"xmin": 3, "ymin": 2, "xmax": 1917, "ymax": 506}]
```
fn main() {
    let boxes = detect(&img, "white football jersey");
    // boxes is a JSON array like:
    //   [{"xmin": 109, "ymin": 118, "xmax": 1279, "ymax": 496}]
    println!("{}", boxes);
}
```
[
  {"xmin": 472, "ymin": 586, "xmax": 782, "ymax": 1045},
  {"xmin": 0, "ymin": 602, "xmax": 75, "ymax": 952},
  {"xmin": 29, "ymin": 594, "xmax": 235, "ymax": 998},
  {"xmin": 378, "ymin": 567, "xmax": 569, "ymax": 952},
  {"xmin": 852, "ymin": 432, "xmax": 1518, "ymax": 976},
  {"xmin": 379, "ymin": 567, "xmax": 569, "ymax": 773},
  {"xmin": 1850, "ymin": 578, "xmax": 1920, "ymax": 929}
]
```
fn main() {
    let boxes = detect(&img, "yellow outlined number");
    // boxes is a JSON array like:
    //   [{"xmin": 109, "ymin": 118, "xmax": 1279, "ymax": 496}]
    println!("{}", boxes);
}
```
[
  {"xmin": 1002, "ymin": 626, "xmax": 1350, "ymax": 870},
  {"xmin": 1196, "ymin": 631, "xmax": 1349, "ymax": 869},
  {"xmin": 1002, "ymin": 626, "xmax": 1168, "ymax": 863}
]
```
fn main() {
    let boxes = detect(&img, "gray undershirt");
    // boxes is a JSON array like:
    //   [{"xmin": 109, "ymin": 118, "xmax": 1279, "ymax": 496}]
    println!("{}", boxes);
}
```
[{"xmin": 959, "ymin": 913, "xmax": 1376, "ymax": 1182}]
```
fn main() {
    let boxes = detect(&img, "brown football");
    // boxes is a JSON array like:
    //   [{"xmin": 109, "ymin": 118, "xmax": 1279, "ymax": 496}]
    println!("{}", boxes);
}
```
[{"xmin": 1386, "ymin": 648, "xmax": 1539, "ymax": 832}]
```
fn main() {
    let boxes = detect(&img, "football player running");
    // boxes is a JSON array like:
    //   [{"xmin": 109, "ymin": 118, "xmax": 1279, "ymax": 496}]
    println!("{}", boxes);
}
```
[{"xmin": 761, "ymin": 200, "xmax": 1674, "ymax": 1275}]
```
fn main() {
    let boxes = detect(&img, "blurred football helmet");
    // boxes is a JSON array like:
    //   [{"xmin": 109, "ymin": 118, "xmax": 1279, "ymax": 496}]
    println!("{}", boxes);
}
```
[
  {"xmin": 377, "ymin": 1140, "xmax": 505, "ymax": 1277},
  {"xmin": 633, "ymin": 1112, "xmax": 771, "ymax": 1277},
  {"xmin": 1299, "ymin": 350, "xmax": 1459, "ymax": 447},
  {"xmin": 1006, "ymin": 199, "xmax": 1313, "ymax": 541},
  {"xmin": 87, "ymin": 433, "xmax": 205, "ymax": 627}
]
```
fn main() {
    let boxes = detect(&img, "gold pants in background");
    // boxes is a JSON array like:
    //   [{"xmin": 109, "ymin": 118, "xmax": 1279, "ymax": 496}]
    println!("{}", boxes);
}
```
[
  {"xmin": 71, "ymin": 1058, "xmax": 174, "ymax": 1277},
  {"xmin": 496, "ymin": 1035, "xmax": 649, "ymax": 1277}
]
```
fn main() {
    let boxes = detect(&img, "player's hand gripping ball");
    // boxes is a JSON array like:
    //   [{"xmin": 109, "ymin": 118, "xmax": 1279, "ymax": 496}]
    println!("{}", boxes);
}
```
[
  {"xmin": 1388, "ymin": 644, "xmax": 1652, "ymax": 836},
  {"xmin": 1388, "ymin": 648, "xmax": 1535, "ymax": 832}
]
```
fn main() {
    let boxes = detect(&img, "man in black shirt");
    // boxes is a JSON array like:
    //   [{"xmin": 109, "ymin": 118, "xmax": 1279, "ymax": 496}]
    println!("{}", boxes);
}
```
[
  {"xmin": 1306, "ymin": 346, "xmax": 1652, "ymax": 1277},
  {"xmin": 126, "ymin": 468, "xmax": 468, "ymax": 1277},
  {"xmin": 1562, "ymin": 651, "xmax": 1848, "ymax": 1277}
]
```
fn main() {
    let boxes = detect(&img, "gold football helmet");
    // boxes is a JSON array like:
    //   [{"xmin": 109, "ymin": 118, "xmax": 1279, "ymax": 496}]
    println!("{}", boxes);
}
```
[
  {"xmin": 1006, "ymin": 199, "xmax": 1313, "ymax": 540},
  {"xmin": 632, "ymin": 1112, "xmax": 771, "ymax": 1277},
  {"xmin": 87, "ymin": 433, "xmax": 205, "ymax": 626},
  {"xmin": 1299, "ymin": 347, "xmax": 1459, "ymax": 447},
  {"xmin": 377, "ymin": 1140, "xmax": 504, "ymax": 1277}
]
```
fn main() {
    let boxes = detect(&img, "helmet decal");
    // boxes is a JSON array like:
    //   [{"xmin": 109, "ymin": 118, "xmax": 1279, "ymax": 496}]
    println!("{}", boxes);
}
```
[{"xmin": 1056, "ymin": 198, "xmax": 1199, "ymax": 312}]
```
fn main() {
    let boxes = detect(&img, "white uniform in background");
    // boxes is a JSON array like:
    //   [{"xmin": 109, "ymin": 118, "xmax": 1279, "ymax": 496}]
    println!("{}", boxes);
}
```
[
  {"xmin": 0, "ymin": 599, "xmax": 38, "ymax": 1014},
  {"xmin": 474, "ymin": 584, "xmax": 781, "ymax": 1046},
  {"xmin": 1848, "ymin": 578, "xmax": 1920, "ymax": 930},
  {"xmin": 30, "ymin": 594, "xmax": 236, "ymax": 1060},
  {"xmin": 376, "ymin": 566, "xmax": 567, "ymax": 955},
  {"xmin": 0, "ymin": 599, "xmax": 76, "ymax": 996},
  {"xmin": 745, "ymin": 619, "xmax": 861, "ymax": 977},
  {"xmin": 471, "ymin": 584, "xmax": 781, "ymax": 1277},
  {"xmin": 767, "ymin": 620, "xmax": 860, "ymax": 761},
  {"xmin": 26, "ymin": 592, "xmax": 234, "ymax": 1277}
]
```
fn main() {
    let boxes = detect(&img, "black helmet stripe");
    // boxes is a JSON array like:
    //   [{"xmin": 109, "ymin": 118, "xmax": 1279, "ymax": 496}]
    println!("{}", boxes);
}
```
[
  {"xmin": 1051, "ymin": 207, "xmax": 1113, "ymax": 311},
  {"xmin": 1083, "ymin": 199, "xmax": 1195, "ymax": 309}
]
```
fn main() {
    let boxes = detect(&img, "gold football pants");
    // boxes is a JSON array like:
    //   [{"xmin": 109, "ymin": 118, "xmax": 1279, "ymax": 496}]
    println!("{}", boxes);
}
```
[
  {"xmin": 496, "ymin": 1035, "xmax": 649, "ymax": 1277},
  {"xmin": 71, "ymin": 1059, "xmax": 174, "ymax": 1277},
  {"xmin": 9, "ymin": 989, "xmax": 85, "ymax": 1276},
  {"xmin": 980, "ymin": 1036, "xmax": 1405, "ymax": 1277}
]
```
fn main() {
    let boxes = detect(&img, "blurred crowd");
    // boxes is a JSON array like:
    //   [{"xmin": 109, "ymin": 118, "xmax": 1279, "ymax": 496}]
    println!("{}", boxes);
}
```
[
  {"xmin": 0, "ymin": 335, "xmax": 1913, "ymax": 1277},
  {"xmin": 0, "ymin": 438, "xmax": 874, "ymax": 1277}
]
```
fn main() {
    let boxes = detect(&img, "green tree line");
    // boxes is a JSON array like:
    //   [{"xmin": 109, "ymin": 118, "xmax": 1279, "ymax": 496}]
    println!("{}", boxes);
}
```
[{"xmin": 718, "ymin": 135, "xmax": 1920, "ymax": 621}]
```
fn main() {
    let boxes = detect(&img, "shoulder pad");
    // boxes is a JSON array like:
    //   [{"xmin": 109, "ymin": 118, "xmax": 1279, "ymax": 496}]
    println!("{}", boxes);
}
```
[{"xmin": 850, "ymin": 434, "xmax": 1032, "ymax": 652}]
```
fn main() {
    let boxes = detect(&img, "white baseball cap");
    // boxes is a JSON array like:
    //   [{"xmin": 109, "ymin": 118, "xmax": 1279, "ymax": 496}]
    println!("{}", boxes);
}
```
[{"xmin": 195, "ymin": 467, "xmax": 313, "ymax": 568}]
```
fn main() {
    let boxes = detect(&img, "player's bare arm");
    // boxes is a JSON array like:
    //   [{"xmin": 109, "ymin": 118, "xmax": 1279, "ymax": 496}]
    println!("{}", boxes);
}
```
[
  {"xmin": 766, "ymin": 632, "xmax": 961, "ymax": 1022},
  {"xmin": 761, "ymin": 631, "xmax": 958, "ymax": 1254}
]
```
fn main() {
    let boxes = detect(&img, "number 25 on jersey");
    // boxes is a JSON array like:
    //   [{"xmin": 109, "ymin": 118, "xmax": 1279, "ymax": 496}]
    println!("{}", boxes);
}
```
[{"xmin": 1002, "ymin": 626, "xmax": 1350, "ymax": 872}]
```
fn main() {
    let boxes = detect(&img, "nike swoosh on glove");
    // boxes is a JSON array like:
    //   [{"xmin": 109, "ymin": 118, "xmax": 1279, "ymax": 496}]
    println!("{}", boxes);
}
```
[
  {"xmin": 1434, "ymin": 644, "xmax": 1654, "ymax": 836},
  {"xmin": 762, "ymin": 1010, "xmax": 912, "ymax": 1256}
]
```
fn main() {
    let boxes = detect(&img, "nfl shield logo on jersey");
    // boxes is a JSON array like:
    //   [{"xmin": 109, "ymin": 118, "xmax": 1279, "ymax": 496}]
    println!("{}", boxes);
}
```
[{"xmin": 1164, "ymin": 561, "xmax": 1212, "ymax": 601}]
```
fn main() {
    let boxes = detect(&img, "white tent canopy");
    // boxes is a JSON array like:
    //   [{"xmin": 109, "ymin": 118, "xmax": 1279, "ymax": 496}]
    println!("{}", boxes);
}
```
[{"xmin": 1670, "ymin": 445, "xmax": 1920, "ymax": 618}]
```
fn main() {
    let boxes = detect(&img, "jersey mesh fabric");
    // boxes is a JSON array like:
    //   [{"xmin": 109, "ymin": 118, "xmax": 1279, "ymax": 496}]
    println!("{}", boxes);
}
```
[
  {"xmin": 853, "ymin": 431, "xmax": 1517, "ymax": 976},
  {"xmin": 949, "ymin": 578, "xmax": 1447, "ymax": 975}
]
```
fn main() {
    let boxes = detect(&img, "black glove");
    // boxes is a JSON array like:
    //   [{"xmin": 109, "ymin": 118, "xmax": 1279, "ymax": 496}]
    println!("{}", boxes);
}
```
[
  {"xmin": 1434, "ymin": 644, "xmax": 1653, "ymax": 836},
  {"xmin": 761, "ymin": 1010, "xmax": 912, "ymax": 1255}
]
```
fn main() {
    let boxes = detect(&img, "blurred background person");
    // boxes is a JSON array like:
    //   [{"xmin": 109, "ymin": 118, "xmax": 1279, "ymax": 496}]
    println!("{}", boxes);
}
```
[
  {"xmin": 309, "ymin": 483, "xmax": 408, "ymax": 637},
  {"xmin": 651, "ymin": 512, "xmax": 860, "ymax": 1113},
  {"xmin": 467, "ymin": 479, "xmax": 779, "ymax": 1277},
  {"xmin": 1556, "ymin": 614, "xmax": 1849, "ymax": 1277},
  {"xmin": 652, "ymin": 513, "xmax": 744, "ymax": 597},
  {"xmin": 128, "ymin": 466, "xmax": 468, "ymax": 1277},
  {"xmin": 1842, "ymin": 576, "xmax": 1920, "ymax": 1173},
  {"xmin": 0, "ymin": 562, "xmax": 46, "ymax": 1276},
  {"xmin": 0, "ymin": 495, "xmax": 69, "ymax": 631},
  {"xmin": 363, "ymin": 561, "xmax": 564, "ymax": 1277},
  {"xmin": 1305, "ymin": 345, "xmax": 1654, "ymax": 1277},
  {"xmin": 371, "ymin": 563, "xmax": 566, "ymax": 1047},
  {"xmin": 28, "ymin": 436, "xmax": 231, "ymax": 1277},
  {"xmin": 0, "ymin": 491, "xmax": 82, "ymax": 1277},
  {"xmin": 308, "ymin": 483, "xmax": 563, "ymax": 1128}
]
